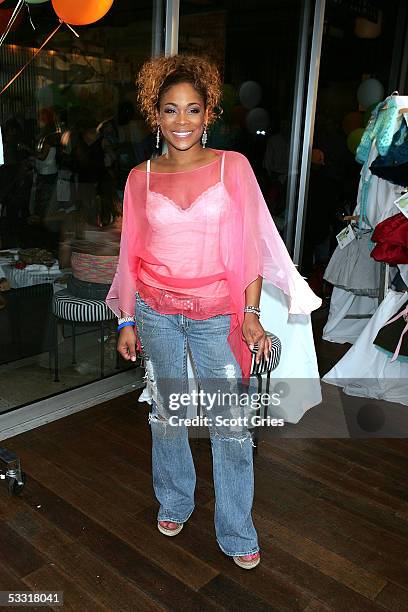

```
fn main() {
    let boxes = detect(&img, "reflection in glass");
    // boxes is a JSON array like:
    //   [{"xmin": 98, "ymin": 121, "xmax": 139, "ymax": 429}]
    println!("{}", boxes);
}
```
[{"xmin": 0, "ymin": 1, "xmax": 157, "ymax": 411}]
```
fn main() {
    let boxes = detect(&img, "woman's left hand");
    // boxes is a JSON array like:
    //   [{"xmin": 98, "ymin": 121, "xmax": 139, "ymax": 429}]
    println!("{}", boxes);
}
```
[{"xmin": 242, "ymin": 313, "xmax": 272, "ymax": 364}]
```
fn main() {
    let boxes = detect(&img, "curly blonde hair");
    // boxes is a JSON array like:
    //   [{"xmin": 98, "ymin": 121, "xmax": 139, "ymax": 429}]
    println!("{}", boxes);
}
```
[{"xmin": 136, "ymin": 54, "xmax": 222, "ymax": 130}]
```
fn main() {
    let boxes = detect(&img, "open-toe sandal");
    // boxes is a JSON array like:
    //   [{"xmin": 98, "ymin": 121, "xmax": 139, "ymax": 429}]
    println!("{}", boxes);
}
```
[
  {"xmin": 157, "ymin": 521, "xmax": 184, "ymax": 536},
  {"xmin": 233, "ymin": 552, "xmax": 260, "ymax": 569}
]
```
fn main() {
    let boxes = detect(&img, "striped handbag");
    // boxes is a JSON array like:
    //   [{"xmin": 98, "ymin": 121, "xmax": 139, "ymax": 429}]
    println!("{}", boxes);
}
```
[{"xmin": 250, "ymin": 332, "xmax": 281, "ymax": 376}]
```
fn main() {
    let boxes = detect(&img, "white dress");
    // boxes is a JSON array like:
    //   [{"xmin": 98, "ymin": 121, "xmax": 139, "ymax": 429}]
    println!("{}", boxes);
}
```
[
  {"xmin": 323, "ymin": 290, "xmax": 408, "ymax": 405},
  {"xmin": 323, "ymin": 287, "xmax": 378, "ymax": 344}
]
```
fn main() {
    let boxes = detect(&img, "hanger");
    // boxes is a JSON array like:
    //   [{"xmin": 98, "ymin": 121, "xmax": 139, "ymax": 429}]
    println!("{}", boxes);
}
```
[{"xmin": 381, "ymin": 91, "xmax": 401, "ymax": 111}]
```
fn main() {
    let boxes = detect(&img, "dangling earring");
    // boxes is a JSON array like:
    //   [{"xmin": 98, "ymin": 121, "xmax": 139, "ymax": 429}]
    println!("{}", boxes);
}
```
[
  {"xmin": 156, "ymin": 125, "xmax": 161, "ymax": 149},
  {"xmin": 201, "ymin": 125, "xmax": 208, "ymax": 148}
]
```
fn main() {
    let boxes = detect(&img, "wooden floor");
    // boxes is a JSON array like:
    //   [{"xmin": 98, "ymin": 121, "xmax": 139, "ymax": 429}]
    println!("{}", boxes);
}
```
[{"xmin": 1, "ymin": 386, "xmax": 408, "ymax": 611}]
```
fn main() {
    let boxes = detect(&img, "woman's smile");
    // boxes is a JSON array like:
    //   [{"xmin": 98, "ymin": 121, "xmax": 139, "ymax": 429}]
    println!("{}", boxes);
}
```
[{"xmin": 172, "ymin": 130, "xmax": 193, "ymax": 138}]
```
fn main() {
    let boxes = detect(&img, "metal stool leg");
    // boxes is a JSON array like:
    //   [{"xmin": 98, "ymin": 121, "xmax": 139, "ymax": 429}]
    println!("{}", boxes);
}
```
[
  {"xmin": 53, "ymin": 315, "xmax": 60, "ymax": 383},
  {"xmin": 0, "ymin": 447, "xmax": 26, "ymax": 495},
  {"xmin": 264, "ymin": 372, "xmax": 271, "ymax": 419},
  {"xmin": 100, "ymin": 321, "xmax": 105, "ymax": 378},
  {"xmin": 72, "ymin": 323, "xmax": 77, "ymax": 365},
  {"xmin": 252, "ymin": 375, "xmax": 262, "ymax": 455}
]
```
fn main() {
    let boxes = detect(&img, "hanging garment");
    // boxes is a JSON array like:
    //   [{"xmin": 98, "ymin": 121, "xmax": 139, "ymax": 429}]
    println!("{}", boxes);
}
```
[
  {"xmin": 354, "ymin": 95, "xmax": 408, "ymax": 229},
  {"xmin": 324, "ymin": 229, "xmax": 381, "ymax": 297},
  {"xmin": 370, "ymin": 122, "xmax": 408, "ymax": 187},
  {"xmin": 391, "ymin": 268, "xmax": 408, "ymax": 291},
  {"xmin": 106, "ymin": 149, "xmax": 321, "ymax": 379},
  {"xmin": 371, "ymin": 212, "xmax": 408, "ymax": 265},
  {"xmin": 255, "ymin": 281, "xmax": 322, "ymax": 423},
  {"xmin": 398, "ymin": 264, "xmax": 408, "ymax": 287},
  {"xmin": 323, "ymin": 287, "xmax": 378, "ymax": 344},
  {"xmin": 323, "ymin": 290, "xmax": 408, "ymax": 406},
  {"xmin": 373, "ymin": 299, "xmax": 408, "ymax": 361},
  {"xmin": 356, "ymin": 95, "xmax": 408, "ymax": 163},
  {"xmin": 354, "ymin": 141, "xmax": 403, "ymax": 229}
]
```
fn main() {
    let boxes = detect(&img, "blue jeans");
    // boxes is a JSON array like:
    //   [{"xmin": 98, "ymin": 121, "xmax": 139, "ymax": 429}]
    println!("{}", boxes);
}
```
[{"xmin": 135, "ymin": 293, "xmax": 259, "ymax": 557}]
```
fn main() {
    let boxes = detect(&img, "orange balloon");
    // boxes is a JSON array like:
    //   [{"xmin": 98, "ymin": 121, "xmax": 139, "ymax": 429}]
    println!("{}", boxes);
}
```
[
  {"xmin": 311, "ymin": 149, "xmax": 325, "ymax": 165},
  {"xmin": 342, "ymin": 111, "xmax": 363, "ymax": 136},
  {"xmin": 51, "ymin": 0, "xmax": 114, "ymax": 26}
]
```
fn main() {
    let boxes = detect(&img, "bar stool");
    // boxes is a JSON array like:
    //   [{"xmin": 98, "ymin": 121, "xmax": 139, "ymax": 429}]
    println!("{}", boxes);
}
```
[{"xmin": 52, "ymin": 289, "xmax": 116, "ymax": 382}]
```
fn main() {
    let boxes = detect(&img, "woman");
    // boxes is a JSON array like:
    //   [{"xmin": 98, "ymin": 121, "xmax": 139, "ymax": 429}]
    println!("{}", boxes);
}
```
[
  {"xmin": 60, "ymin": 204, "xmax": 122, "ymax": 300},
  {"xmin": 107, "ymin": 55, "xmax": 321, "ymax": 570},
  {"xmin": 34, "ymin": 109, "xmax": 61, "ymax": 219}
]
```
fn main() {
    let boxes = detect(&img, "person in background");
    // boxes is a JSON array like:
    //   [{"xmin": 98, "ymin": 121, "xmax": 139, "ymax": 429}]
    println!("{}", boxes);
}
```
[
  {"xmin": 0, "ymin": 117, "xmax": 33, "ymax": 228},
  {"xmin": 99, "ymin": 101, "xmax": 151, "ymax": 210},
  {"xmin": 33, "ymin": 108, "xmax": 61, "ymax": 220},
  {"xmin": 60, "ymin": 197, "xmax": 122, "ymax": 301},
  {"xmin": 70, "ymin": 114, "xmax": 105, "ymax": 227}
]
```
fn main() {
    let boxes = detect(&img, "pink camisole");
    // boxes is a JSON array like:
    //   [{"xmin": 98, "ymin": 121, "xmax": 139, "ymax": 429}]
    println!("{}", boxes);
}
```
[{"xmin": 136, "ymin": 152, "xmax": 233, "ymax": 317}]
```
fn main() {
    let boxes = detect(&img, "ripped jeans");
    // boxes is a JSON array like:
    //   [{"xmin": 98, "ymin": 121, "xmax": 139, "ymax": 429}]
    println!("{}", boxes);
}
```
[{"xmin": 135, "ymin": 293, "xmax": 259, "ymax": 557}]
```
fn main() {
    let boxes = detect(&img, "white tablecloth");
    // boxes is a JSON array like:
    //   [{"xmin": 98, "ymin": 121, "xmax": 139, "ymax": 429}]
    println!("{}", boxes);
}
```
[{"xmin": 0, "ymin": 261, "xmax": 63, "ymax": 291}]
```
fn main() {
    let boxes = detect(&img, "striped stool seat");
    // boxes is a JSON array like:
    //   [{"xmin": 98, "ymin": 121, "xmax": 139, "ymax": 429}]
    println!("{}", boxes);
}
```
[{"xmin": 52, "ymin": 290, "xmax": 115, "ymax": 323}]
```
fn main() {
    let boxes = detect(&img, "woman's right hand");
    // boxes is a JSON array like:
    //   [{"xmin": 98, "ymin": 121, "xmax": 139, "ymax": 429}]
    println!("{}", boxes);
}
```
[{"xmin": 117, "ymin": 326, "xmax": 137, "ymax": 362}]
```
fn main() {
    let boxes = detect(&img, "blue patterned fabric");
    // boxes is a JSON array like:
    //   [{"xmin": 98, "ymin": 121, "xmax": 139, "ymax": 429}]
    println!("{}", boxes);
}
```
[
  {"xmin": 370, "ymin": 122, "xmax": 408, "ymax": 186},
  {"xmin": 356, "ymin": 96, "xmax": 401, "ymax": 164}
]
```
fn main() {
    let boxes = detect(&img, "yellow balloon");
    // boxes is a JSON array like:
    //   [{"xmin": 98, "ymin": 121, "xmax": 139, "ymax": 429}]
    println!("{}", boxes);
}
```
[{"xmin": 347, "ymin": 128, "xmax": 365, "ymax": 154}]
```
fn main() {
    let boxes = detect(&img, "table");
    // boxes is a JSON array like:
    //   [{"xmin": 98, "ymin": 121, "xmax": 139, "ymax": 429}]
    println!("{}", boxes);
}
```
[{"xmin": 0, "ymin": 253, "xmax": 65, "ymax": 293}]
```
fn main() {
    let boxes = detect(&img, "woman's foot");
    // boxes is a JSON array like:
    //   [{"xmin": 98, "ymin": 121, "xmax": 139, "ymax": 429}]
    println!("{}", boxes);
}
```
[
  {"xmin": 233, "ymin": 552, "xmax": 260, "ymax": 569},
  {"xmin": 157, "ymin": 520, "xmax": 184, "ymax": 536}
]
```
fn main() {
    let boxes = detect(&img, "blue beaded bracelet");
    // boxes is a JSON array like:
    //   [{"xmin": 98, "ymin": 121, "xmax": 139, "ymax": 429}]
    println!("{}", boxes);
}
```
[{"xmin": 117, "ymin": 321, "xmax": 135, "ymax": 332}]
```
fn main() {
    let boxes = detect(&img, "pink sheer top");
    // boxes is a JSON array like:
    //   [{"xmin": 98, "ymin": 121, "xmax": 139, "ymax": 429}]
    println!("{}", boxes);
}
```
[
  {"xmin": 137, "ymin": 152, "xmax": 232, "ymax": 316},
  {"xmin": 106, "ymin": 149, "xmax": 321, "ymax": 378}
]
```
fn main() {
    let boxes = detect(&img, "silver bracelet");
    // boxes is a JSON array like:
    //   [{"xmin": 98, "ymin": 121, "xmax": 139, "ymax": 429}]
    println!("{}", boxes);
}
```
[
  {"xmin": 118, "ymin": 316, "xmax": 135, "ymax": 325},
  {"xmin": 244, "ymin": 305, "xmax": 261, "ymax": 317}
]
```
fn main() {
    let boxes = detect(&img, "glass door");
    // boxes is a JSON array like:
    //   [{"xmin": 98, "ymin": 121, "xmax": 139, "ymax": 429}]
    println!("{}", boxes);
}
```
[
  {"xmin": 178, "ymin": 0, "xmax": 314, "ymax": 245},
  {"xmin": 298, "ymin": 0, "xmax": 407, "ymax": 276},
  {"xmin": 0, "ymin": 0, "xmax": 162, "ymax": 415}
]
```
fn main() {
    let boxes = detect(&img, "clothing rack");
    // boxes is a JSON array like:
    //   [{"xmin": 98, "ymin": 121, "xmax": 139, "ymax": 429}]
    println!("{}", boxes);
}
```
[{"xmin": 323, "ymin": 93, "xmax": 408, "ymax": 345}]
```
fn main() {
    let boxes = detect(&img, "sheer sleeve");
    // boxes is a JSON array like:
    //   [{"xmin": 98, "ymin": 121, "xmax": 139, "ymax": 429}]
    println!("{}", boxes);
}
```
[
  {"xmin": 223, "ymin": 151, "xmax": 321, "ymax": 315},
  {"xmin": 106, "ymin": 169, "xmax": 140, "ymax": 317}
]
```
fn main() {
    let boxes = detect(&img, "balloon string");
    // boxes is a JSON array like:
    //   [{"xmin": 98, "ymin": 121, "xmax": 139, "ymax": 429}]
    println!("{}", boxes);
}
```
[
  {"xmin": 26, "ymin": 3, "xmax": 36, "ymax": 31},
  {"xmin": 63, "ymin": 21, "xmax": 80, "ymax": 37},
  {"xmin": 0, "ymin": 0, "xmax": 25, "ymax": 47},
  {"xmin": 0, "ymin": 22, "xmax": 63, "ymax": 96}
]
